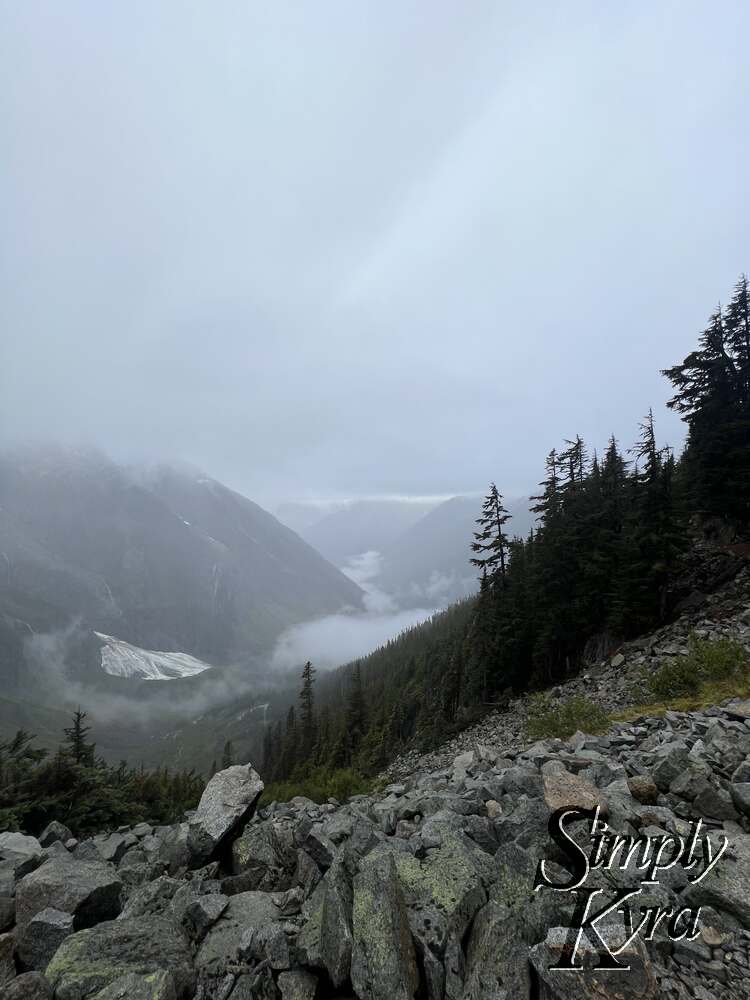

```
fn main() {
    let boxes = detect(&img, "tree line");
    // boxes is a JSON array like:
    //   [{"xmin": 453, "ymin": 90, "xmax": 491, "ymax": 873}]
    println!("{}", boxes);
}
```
[
  {"xmin": 0, "ymin": 709, "xmax": 204, "ymax": 835},
  {"xmin": 262, "ymin": 274, "xmax": 750, "ymax": 789}
]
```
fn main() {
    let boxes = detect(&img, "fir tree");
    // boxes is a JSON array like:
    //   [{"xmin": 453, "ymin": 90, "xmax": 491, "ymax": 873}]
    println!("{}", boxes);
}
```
[
  {"xmin": 63, "ymin": 709, "xmax": 95, "ymax": 766},
  {"xmin": 221, "ymin": 740, "xmax": 234, "ymax": 769},
  {"xmin": 471, "ymin": 484, "xmax": 512, "ymax": 584},
  {"xmin": 298, "ymin": 661, "xmax": 316, "ymax": 761}
]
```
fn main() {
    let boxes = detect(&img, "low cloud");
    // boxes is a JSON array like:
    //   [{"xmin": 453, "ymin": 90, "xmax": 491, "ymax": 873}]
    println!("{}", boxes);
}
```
[{"xmin": 271, "ymin": 550, "xmax": 436, "ymax": 670}]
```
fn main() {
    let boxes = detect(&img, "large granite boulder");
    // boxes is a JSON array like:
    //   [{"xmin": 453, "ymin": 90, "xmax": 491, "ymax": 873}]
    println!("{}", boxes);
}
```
[
  {"xmin": 187, "ymin": 764, "xmax": 264, "ymax": 865},
  {"xmin": 17, "ymin": 906, "xmax": 73, "ymax": 971},
  {"xmin": 15, "ymin": 856, "xmax": 122, "ymax": 932},
  {"xmin": 45, "ymin": 915, "xmax": 194, "ymax": 1000},
  {"xmin": 195, "ymin": 891, "xmax": 280, "ymax": 972}
]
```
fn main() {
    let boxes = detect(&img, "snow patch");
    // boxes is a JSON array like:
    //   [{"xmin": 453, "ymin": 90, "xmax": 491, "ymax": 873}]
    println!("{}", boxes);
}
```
[{"xmin": 95, "ymin": 632, "xmax": 213, "ymax": 681}]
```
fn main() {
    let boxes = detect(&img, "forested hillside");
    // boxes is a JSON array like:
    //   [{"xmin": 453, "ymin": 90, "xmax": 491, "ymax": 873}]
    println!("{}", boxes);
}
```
[{"xmin": 263, "ymin": 274, "xmax": 750, "ymax": 790}]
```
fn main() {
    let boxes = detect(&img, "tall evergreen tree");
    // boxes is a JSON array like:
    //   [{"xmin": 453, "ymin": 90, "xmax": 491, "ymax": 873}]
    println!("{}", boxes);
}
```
[
  {"xmin": 221, "ymin": 740, "xmax": 234, "ymax": 769},
  {"xmin": 471, "ymin": 484, "xmax": 512, "ymax": 584},
  {"xmin": 63, "ymin": 709, "xmax": 95, "ymax": 766},
  {"xmin": 298, "ymin": 661, "xmax": 316, "ymax": 761}
]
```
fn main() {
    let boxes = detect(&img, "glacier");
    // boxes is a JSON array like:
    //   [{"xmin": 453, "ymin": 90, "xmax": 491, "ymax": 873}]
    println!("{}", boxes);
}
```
[{"xmin": 95, "ymin": 632, "xmax": 213, "ymax": 681}]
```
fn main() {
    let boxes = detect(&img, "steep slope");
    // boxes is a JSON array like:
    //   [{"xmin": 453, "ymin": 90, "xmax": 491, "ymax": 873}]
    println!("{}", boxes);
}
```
[
  {"xmin": 0, "ymin": 448, "xmax": 363, "ymax": 687},
  {"xmin": 375, "ymin": 494, "xmax": 535, "ymax": 607}
]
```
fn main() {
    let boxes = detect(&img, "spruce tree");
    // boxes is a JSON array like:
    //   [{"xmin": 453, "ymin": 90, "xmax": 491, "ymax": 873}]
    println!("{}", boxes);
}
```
[
  {"xmin": 63, "ymin": 709, "xmax": 95, "ymax": 766},
  {"xmin": 298, "ymin": 661, "xmax": 316, "ymax": 761},
  {"xmin": 471, "ymin": 484, "xmax": 512, "ymax": 584},
  {"xmin": 221, "ymin": 740, "xmax": 234, "ymax": 769}
]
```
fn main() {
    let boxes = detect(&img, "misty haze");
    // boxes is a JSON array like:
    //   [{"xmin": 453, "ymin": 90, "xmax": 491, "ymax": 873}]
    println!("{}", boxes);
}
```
[{"xmin": 1, "ymin": 5, "xmax": 750, "ymax": 999}]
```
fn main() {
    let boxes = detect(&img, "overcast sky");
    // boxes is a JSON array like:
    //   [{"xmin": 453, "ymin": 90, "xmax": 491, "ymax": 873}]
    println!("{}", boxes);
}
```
[{"xmin": 2, "ymin": 2, "xmax": 748, "ymax": 506}]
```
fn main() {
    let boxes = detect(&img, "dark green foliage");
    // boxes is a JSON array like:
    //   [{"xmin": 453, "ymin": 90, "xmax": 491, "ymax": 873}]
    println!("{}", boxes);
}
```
[
  {"xmin": 526, "ymin": 695, "xmax": 610, "ymax": 740},
  {"xmin": 649, "ymin": 636, "xmax": 748, "ymax": 699},
  {"xmin": 0, "ymin": 711, "xmax": 204, "ymax": 836},
  {"xmin": 663, "ymin": 275, "xmax": 750, "ymax": 524},
  {"xmin": 221, "ymin": 740, "xmax": 234, "ymax": 769}
]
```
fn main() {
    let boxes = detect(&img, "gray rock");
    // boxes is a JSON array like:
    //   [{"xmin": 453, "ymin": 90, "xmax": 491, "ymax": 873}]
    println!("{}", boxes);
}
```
[
  {"xmin": 730, "ymin": 782, "xmax": 750, "ymax": 816},
  {"xmin": 46, "ymin": 915, "xmax": 194, "ymax": 1000},
  {"xmin": 17, "ymin": 906, "xmax": 74, "ymax": 971},
  {"xmin": 38, "ymin": 822, "xmax": 72, "ymax": 849},
  {"xmin": 297, "ymin": 855, "xmax": 352, "ymax": 987},
  {"xmin": 91, "ymin": 971, "xmax": 177, "ymax": 1000},
  {"xmin": 351, "ymin": 849, "xmax": 419, "ymax": 1000},
  {"xmin": 0, "ymin": 893, "xmax": 15, "ymax": 931},
  {"xmin": 131, "ymin": 824, "xmax": 153, "ymax": 839},
  {"xmin": 230, "ymin": 823, "xmax": 294, "ymax": 890},
  {"xmin": 98, "ymin": 834, "xmax": 130, "ymax": 865},
  {"xmin": 15, "ymin": 856, "xmax": 122, "ymax": 932},
  {"xmin": 627, "ymin": 774, "xmax": 659, "ymax": 805},
  {"xmin": 694, "ymin": 782, "xmax": 739, "ymax": 820},
  {"xmin": 119, "ymin": 876, "xmax": 181, "ymax": 920},
  {"xmin": 683, "ymin": 833, "xmax": 750, "ymax": 927},
  {"xmin": 652, "ymin": 741, "xmax": 690, "ymax": 790},
  {"xmin": 0, "ymin": 833, "xmax": 41, "ymax": 858},
  {"xmin": 187, "ymin": 764, "xmax": 264, "ymax": 865},
  {"xmin": 529, "ymin": 924, "xmax": 657, "ymax": 998},
  {"xmin": 195, "ymin": 891, "xmax": 280, "ymax": 971},
  {"xmin": 158, "ymin": 824, "xmax": 190, "ymax": 875},
  {"xmin": 184, "ymin": 893, "xmax": 227, "ymax": 937},
  {"xmin": 3, "ymin": 972, "xmax": 53, "ymax": 1000},
  {"xmin": 1, "ymin": 929, "xmax": 15, "ymax": 986},
  {"xmin": 277, "ymin": 969, "xmax": 318, "ymax": 1000}
]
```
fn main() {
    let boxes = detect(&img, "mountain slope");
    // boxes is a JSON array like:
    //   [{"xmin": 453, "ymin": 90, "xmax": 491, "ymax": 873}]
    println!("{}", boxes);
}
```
[
  {"xmin": 298, "ymin": 499, "xmax": 436, "ymax": 565},
  {"xmin": 375, "ymin": 494, "xmax": 535, "ymax": 607},
  {"xmin": 0, "ymin": 449, "xmax": 363, "ymax": 683}
]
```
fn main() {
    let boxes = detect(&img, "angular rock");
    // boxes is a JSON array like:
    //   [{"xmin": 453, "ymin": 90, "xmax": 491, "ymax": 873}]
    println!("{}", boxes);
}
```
[
  {"xmin": 298, "ymin": 855, "xmax": 352, "ymax": 987},
  {"xmin": 195, "ymin": 891, "xmax": 279, "ymax": 971},
  {"xmin": 529, "ymin": 924, "xmax": 657, "ymax": 998},
  {"xmin": 17, "ymin": 906, "xmax": 74, "ymax": 971},
  {"xmin": 0, "ymin": 833, "xmax": 41, "ymax": 858},
  {"xmin": 277, "ymin": 969, "xmax": 318, "ymax": 1000},
  {"xmin": 45, "ymin": 915, "xmax": 194, "ymax": 1000},
  {"xmin": 682, "ymin": 833, "xmax": 750, "ymax": 926},
  {"xmin": 16, "ymin": 856, "xmax": 122, "ymax": 932},
  {"xmin": 91, "ymin": 971, "xmax": 177, "ymax": 1000},
  {"xmin": 730, "ymin": 782, "xmax": 750, "ymax": 816},
  {"xmin": 187, "ymin": 764, "xmax": 264, "ymax": 865},
  {"xmin": 1, "ymin": 929, "xmax": 15, "ymax": 986},
  {"xmin": 3, "ymin": 971, "xmax": 53, "ymax": 1000},
  {"xmin": 541, "ymin": 760, "xmax": 603, "ymax": 813},
  {"xmin": 351, "ymin": 849, "xmax": 419, "ymax": 1000},
  {"xmin": 694, "ymin": 782, "xmax": 739, "ymax": 820},
  {"xmin": 39, "ymin": 822, "xmax": 72, "ymax": 849},
  {"xmin": 627, "ymin": 774, "xmax": 658, "ymax": 805},
  {"xmin": 184, "ymin": 893, "xmax": 227, "ymax": 938}
]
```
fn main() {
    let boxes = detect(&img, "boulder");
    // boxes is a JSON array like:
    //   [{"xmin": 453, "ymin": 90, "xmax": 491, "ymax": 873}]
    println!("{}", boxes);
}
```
[
  {"xmin": 187, "ymin": 764, "xmax": 264, "ymax": 865},
  {"xmin": 541, "ymin": 760, "xmax": 603, "ymax": 813},
  {"xmin": 297, "ymin": 855, "xmax": 352, "ymax": 987},
  {"xmin": 91, "ymin": 971, "xmax": 177, "ymax": 1000},
  {"xmin": 730, "ymin": 782, "xmax": 750, "ymax": 816},
  {"xmin": 529, "ymin": 925, "xmax": 657, "ymax": 998},
  {"xmin": 45, "ymin": 915, "xmax": 194, "ymax": 1000},
  {"xmin": 1, "ymin": 929, "xmax": 15, "ymax": 986},
  {"xmin": 17, "ymin": 906, "xmax": 74, "ymax": 971},
  {"xmin": 277, "ymin": 969, "xmax": 318, "ymax": 1000},
  {"xmin": 3, "ymin": 972, "xmax": 53, "ymax": 1000},
  {"xmin": 184, "ymin": 893, "xmax": 227, "ymax": 938},
  {"xmin": 351, "ymin": 849, "xmax": 419, "ymax": 1000},
  {"xmin": 195, "ymin": 891, "xmax": 279, "ymax": 972},
  {"xmin": 683, "ymin": 833, "xmax": 750, "ymax": 927},
  {"xmin": 157, "ymin": 824, "xmax": 190, "ymax": 875},
  {"xmin": 16, "ymin": 856, "xmax": 122, "ymax": 932},
  {"xmin": 0, "ymin": 833, "xmax": 41, "ymax": 858},
  {"xmin": 38, "ymin": 822, "xmax": 73, "ymax": 849},
  {"xmin": 627, "ymin": 774, "xmax": 659, "ymax": 805}
]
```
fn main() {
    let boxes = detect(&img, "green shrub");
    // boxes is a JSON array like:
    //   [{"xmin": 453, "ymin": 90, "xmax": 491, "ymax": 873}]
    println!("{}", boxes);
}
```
[
  {"xmin": 649, "ymin": 635, "xmax": 748, "ymax": 700},
  {"xmin": 648, "ymin": 657, "xmax": 701, "ymax": 699},
  {"xmin": 525, "ymin": 694, "xmax": 609, "ymax": 740},
  {"xmin": 259, "ymin": 766, "xmax": 373, "ymax": 807}
]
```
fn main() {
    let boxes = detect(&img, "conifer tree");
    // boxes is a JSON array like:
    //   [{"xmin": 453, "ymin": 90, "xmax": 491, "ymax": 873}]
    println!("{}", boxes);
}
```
[
  {"xmin": 221, "ymin": 740, "xmax": 234, "ymax": 769},
  {"xmin": 298, "ymin": 661, "xmax": 316, "ymax": 760},
  {"xmin": 471, "ymin": 484, "xmax": 512, "ymax": 584},
  {"xmin": 63, "ymin": 709, "xmax": 95, "ymax": 766}
]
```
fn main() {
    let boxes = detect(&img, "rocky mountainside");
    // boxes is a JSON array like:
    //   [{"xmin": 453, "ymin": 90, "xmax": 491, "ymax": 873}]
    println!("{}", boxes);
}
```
[
  {"xmin": 2, "ymin": 557, "xmax": 750, "ymax": 999},
  {"xmin": 0, "ymin": 548, "xmax": 747, "ymax": 999}
]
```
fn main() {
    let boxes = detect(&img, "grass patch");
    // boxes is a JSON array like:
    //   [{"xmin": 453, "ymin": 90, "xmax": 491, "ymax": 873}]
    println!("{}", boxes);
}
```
[
  {"xmin": 526, "ymin": 694, "xmax": 610, "ymax": 741},
  {"xmin": 258, "ymin": 766, "xmax": 374, "ymax": 807},
  {"xmin": 648, "ymin": 635, "xmax": 748, "ymax": 700}
]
